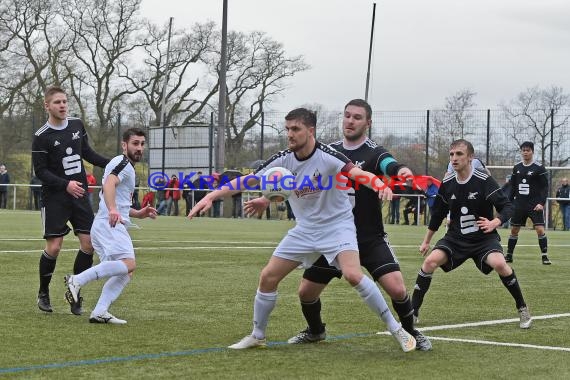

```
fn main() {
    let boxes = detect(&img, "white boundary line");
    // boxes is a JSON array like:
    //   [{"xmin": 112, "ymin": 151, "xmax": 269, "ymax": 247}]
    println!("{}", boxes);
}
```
[
  {"xmin": 425, "ymin": 336, "xmax": 570, "ymax": 352},
  {"xmin": 376, "ymin": 313, "xmax": 570, "ymax": 352}
]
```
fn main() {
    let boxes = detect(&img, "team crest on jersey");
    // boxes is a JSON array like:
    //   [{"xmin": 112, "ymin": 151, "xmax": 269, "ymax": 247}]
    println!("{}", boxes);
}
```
[
  {"xmin": 54, "ymin": 140, "xmax": 60, "ymax": 146},
  {"xmin": 527, "ymin": 171, "xmax": 533, "ymax": 175},
  {"xmin": 451, "ymin": 194, "xmax": 456, "ymax": 199},
  {"xmin": 467, "ymin": 192, "xmax": 478, "ymax": 199},
  {"xmin": 72, "ymin": 131, "xmax": 80, "ymax": 140},
  {"xmin": 354, "ymin": 160, "xmax": 365, "ymax": 168}
]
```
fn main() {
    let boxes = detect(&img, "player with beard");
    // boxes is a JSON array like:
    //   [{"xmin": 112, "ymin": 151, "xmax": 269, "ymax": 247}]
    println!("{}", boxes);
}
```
[
  {"xmin": 32, "ymin": 86, "xmax": 110, "ymax": 315},
  {"xmin": 189, "ymin": 108, "xmax": 416, "ymax": 352},
  {"xmin": 411, "ymin": 139, "xmax": 532, "ymax": 329},
  {"xmin": 285, "ymin": 99, "xmax": 431, "ymax": 350},
  {"xmin": 65, "ymin": 128, "xmax": 157, "ymax": 324}
]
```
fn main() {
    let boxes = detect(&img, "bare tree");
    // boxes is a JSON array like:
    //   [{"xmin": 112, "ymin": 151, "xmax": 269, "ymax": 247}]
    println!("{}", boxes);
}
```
[
  {"xmin": 501, "ymin": 86, "xmax": 570, "ymax": 165},
  {"xmin": 211, "ymin": 30, "xmax": 310, "ymax": 167},
  {"xmin": 123, "ymin": 21, "xmax": 218, "ymax": 127}
]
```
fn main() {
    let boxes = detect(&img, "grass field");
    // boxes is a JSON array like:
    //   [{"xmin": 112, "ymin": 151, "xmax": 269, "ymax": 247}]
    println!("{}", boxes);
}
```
[{"xmin": 0, "ymin": 210, "xmax": 569, "ymax": 379}]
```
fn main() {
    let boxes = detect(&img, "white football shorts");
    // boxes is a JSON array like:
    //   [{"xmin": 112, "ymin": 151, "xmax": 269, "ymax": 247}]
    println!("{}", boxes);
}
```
[
  {"xmin": 273, "ymin": 222, "xmax": 359, "ymax": 269},
  {"xmin": 91, "ymin": 217, "xmax": 135, "ymax": 261}
]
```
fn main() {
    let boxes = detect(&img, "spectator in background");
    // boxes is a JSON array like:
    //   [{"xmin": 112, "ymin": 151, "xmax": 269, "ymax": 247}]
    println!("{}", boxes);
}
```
[
  {"xmin": 0, "ymin": 164, "xmax": 10, "ymax": 209},
  {"xmin": 30, "ymin": 174, "xmax": 43, "ymax": 210},
  {"xmin": 403, "ymin": 178, "xmax": 424, "ymax": 225},
  {"xmin": 556, "ymin": 178, "xmax": 570, "ymax": 231},
  {"xmin": 141, "ymin": 190, "xmax": 155, "ymax": 209},
  {"xmin": 192, "ymin": 172, "xmax": 207, "ymax": 217},
  {"xmin": 389, "ymin": 191, "xmax": 400, "ymax": 225},
  {"xmin": 86, "ymin": 172, "xmax": 97, "ymax": 209},
  {"xmin": 131, "ymin": 176, "xmax": 141, "ymax": 210},
  {"xmin": 212, "ymin": 176, "xmax": 222, "ymax": 217},
  {"xmin": 155, "ymin": 177, "xmax": 167, "ymax": 215},
  {"xmin": 166, "ymin": 174, "xmax": 180, "ymax": 216},
  {"xmin": 424, "ymin": 178, "xmax": 438, "ymax": 221},
  {"xmin": 500, "ymin": 175, "xmax": 512, "ymax": 229}
]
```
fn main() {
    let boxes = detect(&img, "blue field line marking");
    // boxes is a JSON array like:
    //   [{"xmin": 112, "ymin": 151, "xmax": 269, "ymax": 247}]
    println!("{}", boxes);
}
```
[
  {"xmin": 0, "ymin": 347, "xmax": 224, "ymax": 374},
  {"xmin": 0, "ymin": 333, "xmax": 375, "ymax": 374}
]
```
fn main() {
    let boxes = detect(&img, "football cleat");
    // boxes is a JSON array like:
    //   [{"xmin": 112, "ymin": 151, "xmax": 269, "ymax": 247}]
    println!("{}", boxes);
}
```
[
  {"xmin": 64, "ymin": 275, "xmax": 81, "ymax": 303},
  {"xmin": 518, "ymin": 306, "xmax": 532, "ymax": 329},
  {"xmin": 541, "ymin": 255, "xmax": 552, "ymax": 265},
  {"xmin": 287, "ymin": 325, "xmax": 326, "ymax": 344},
  {"xmin": 413, "ymin": 330, "xmax": 432, "ymax": 351},
  {"xmin": 37, "ymin": 291, "xmax": 53, "ymax": 313},
  {"xmin": 228, "ymin": 335, "xmax": 267, "ymax": 349},
  {"xmin": 89, "ymin": 312, "xmax": 127, "ymax": 325},
  {"xmin": 391, "ymin": 327, "xmax": 416, "ymax": 352},
  {"xmin": 504, "ymin": 253, "xmax": 513, "ymax": 263}
]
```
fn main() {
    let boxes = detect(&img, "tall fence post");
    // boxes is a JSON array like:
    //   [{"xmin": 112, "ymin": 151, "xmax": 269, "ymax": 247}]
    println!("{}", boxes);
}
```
[
  {"xmin": 260, "ymin": 111, "xmax": 265, "ymax": 160},
  {"xmin": 548, "ymin": 108, "xmax": 554, "ymax": 228},
  {"xmin": 209, "ymin": 112, "xmax": 214, "ymax": 175},
  {"xmin": 425, "ymin": 109, "xmax": 430, "ymax": 175},
  {"xmin": 486, "ymin": 109, "xmax": 491, "ymax": 165}
]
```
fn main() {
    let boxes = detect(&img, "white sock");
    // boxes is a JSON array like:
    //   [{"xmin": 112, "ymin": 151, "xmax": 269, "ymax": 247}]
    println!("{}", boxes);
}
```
[
  {"xmin": 354, "ymin": 276, "xmax": 400, "ymax": 333},
  {"xmin": 74, "ymin": 261, "xmax": 129, "ymax": 287},
  {"xmin": 92, "ymin": 274, "xmax": 131, "ymax": 316},
  {"xmin": 251, "ymin": 289, "xmax": 277, "ymax": 339}
]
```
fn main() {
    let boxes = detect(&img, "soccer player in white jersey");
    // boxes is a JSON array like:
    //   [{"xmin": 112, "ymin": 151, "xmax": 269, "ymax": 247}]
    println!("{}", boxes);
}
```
[
  {"xmin": 65, "ymin": 128, "xmax": 157, "ymax": 324},
  {"xmin": 411, "ymin": 139, "xmax": 532, "ymax": 329},
  {"xmin": 189, "ymin": 108, "xmax": 416, "ymax": 352}
]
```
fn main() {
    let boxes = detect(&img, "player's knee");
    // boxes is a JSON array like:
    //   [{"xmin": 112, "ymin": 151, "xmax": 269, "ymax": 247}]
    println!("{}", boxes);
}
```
[
  {"xmin": 422, "ymin": 259, "xmax": 439, "ymax": 273},
  {"xmin": 45, "ymin": 242, "xmax": 62, "ymax": 257},
  {"xmin": 258, "ymin": 269, "xmax": 280, "ymax": 291},
  {"xmin": 343, "ymin": 270, "xmax": 363, "ymax": 287},
  {"xmin": 386, "ymin": 285, "xmax": 407, "ymax": 301}
]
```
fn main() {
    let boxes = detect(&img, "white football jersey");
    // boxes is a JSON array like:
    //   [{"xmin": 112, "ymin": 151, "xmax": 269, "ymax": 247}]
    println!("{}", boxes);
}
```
[
  {"xmin": 256, "ymin": 142, "xmax": 356, "ymax": 228},
  {"xmin": 96, "ymin": 155, "xmax": 135, "ymax": 223}
]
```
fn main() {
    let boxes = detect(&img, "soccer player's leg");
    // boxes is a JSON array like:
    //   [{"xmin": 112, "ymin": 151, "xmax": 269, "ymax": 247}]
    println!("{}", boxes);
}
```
[
  {"xmin": 506, "ymin": 208, "xmax": 527, "ymax": 262},
  {"xmin": 531, "ymin": 211, "xmax": 550, "ymax": 265},
  {"xmin": 38, "ymin": 194, "xmax": 72, "ymax": 312},
  {"xmin": 483, "ymin": 249, "xmax": 531, "ymax": 328},
  {"xmin": 288, "ymin": 256, "xmax": 338, "ymax": 344},
  {"xmin": 412, "ymin": 240, "xmax": 456, "ymax": 322}
]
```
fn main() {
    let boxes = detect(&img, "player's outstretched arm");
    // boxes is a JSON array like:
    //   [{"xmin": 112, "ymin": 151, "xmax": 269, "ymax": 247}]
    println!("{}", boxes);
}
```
[
  {"xmin": 346, "ymin": 166, "xmax": 393, "ymax": 201},
  {"xmin": 130, "ymin": 205, "xmax": 158, "ymax": 219}
]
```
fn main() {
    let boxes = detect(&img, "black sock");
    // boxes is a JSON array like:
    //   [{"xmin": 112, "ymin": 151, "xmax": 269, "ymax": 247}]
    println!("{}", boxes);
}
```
[
  {"xmin": 538, "ymin": 234, "xmax": 547, "ymax": 254},
  {"xmin": 392, "ymin": 294, "xmax": 415, "ymax": 335},
  {"xmin": 411, "ymin": 270, "xmax": 433, "ymax": 317},
  {"xmin": 301, "ymin": 298, "xmax": 325, "ymax": 334},
  {"xmin": 73, "ymin": 249, "xmax": 94, "ymax": 275},
  {"xmin": 39, "ymin": 250, "xmax": 57, "ymax": 293},
  {"xmin": 500, "ymin": 271, "xmax": 526, "ymax": 309},
  {"xmin": 507, "ymin": 235, "xmax": 518, "ymax": 254}
]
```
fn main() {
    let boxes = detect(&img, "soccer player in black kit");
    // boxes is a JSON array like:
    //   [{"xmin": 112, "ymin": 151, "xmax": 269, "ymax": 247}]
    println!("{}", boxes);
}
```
[
  {"xmin": 32, "ymin": 86, "xmax": 110, "ymax": 314},
  {"xmin": 411, "ymin": 139, "xmax": 532, "ymax": 329},
  {"xmin": 284, "ymin": 99, "xmax": 432, "ymax": 350},
  {"xmin": 505, "ymin": 141, "xmax": 551, "ymax": 265}
]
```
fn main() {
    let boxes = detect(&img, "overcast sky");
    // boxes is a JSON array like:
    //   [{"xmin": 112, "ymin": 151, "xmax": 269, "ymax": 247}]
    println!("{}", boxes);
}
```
[{"xmin": 140, "ymin": 0, "xmax": 570, "ymax": 112}]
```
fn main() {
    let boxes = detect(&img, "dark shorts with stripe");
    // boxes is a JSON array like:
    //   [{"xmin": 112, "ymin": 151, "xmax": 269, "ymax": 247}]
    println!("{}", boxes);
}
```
[
  {"xmin": 303, "ymin": 234, "xmax": 401, "ymax": 284},
  {"xmin": 510, "ymin": 207, "xmax": 545, "ymax": 227},
  {"xmin": 433, "ymin": 234, "xmax": 503, "ymax": 275},
  {"xmin": 41, "ymin": 190, "xmax": 94, "ymax": 239}
]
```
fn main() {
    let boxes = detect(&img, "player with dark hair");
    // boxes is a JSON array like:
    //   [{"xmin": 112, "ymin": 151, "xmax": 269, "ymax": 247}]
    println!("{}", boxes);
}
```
[
  {"xmin": 189, "ymin": 107, "xmax": 416, "ymax": 352},
  {"xmin": 505, "ymin": 141, "xmax": 551, "ymax": 265},
  {"xmin": 286, "ymin": 99, "xmax": 431, "ymax": 350},
  {"xmin": 411, "ymin": 139, "xmax": 532, "ymax": 329},
  {"xmin": 65, "ymin": 128, "xmax": 156, "ymax": 324},
  {"xmin": 32, "ymin": 86, "xmax": 110, "ymax": 314}
]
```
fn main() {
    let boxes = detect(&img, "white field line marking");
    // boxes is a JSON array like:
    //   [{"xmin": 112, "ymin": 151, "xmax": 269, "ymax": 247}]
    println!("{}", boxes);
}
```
[
  {"xmin": 0, "ymin": 246, "xmax": 276, "ymax": 254},
  {"xmin": 376, "ymin": 313, "xmax": 570, "ymax": 336},
  {"xmin": 422, "ymin": 336, "xmax": 570, "ymax": 352}
]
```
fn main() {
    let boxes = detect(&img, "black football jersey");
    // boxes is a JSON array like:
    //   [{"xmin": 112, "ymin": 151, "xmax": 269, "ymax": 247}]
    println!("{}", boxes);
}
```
[
  {"xmin": 510, "ymin": 161, "xmax": 548, "ymax": 210},
  {"xmin": 32, "ymin": 118, "xmax": 109, "ymax": 192},
  {"xmin": 329, "ymin": 138, "xmax": 404, "ymax": 240},
  {"xmin": 429, "ymin": 168, "xmax": 512, "ymax": 242}
]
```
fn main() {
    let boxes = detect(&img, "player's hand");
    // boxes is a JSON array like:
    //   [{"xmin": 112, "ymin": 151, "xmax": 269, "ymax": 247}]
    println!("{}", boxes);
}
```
[
  {"xmin": 476, "ymin": 217, "xmax": 499, "ymax": 233},
  {"xmin": 533, "ymin": 204, "xmax": 544, "ymax": 211},
  {"xmin": 397, "ymin": 167, "xmax": 414, "ymax": 178},
  {"xmin": 66, "ymin": 180, "xmax": 86, "ymax": 198},
  {"xmin": 108, "ymin": 209, "xmax": 122, "ymax": 228},
  {"xmin": 244, "ymin": 197, "xmax": 271, "ymax": 217},
  {"xmin": 139, "ymin": 205, "xmax": 158, "ymax": 219},
  {"xmin": 419, "ymin": 241, "xmax": 431, "ymax": 256},
  {"xmin": 188, "ymin": 198, "xmax": 213, "ymax": 219},
  {"xmin": 377, "ymin": 186, "xmax": 393, "ymax": 201}
]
